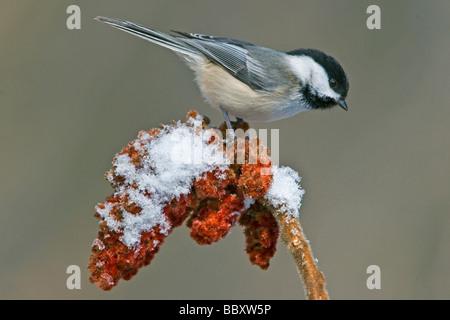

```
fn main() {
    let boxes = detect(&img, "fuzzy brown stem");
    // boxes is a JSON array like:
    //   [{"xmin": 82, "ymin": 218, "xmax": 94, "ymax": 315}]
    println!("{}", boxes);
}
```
[{"xmin": 267, "ymin": 203, "xmax": 329, "ymax": 300}]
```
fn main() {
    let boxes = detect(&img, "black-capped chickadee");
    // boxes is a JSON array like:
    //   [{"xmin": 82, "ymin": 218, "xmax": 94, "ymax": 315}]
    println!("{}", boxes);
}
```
[{"xmin": 95, "ymin": 17, "xmax": 349, "ymax": 129}]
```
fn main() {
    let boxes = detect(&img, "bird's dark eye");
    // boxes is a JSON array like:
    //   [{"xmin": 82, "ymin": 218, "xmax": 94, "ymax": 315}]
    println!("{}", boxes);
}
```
[{"xmin": 329, "ymin": 78, "xmax": 337, "ymax": 88}]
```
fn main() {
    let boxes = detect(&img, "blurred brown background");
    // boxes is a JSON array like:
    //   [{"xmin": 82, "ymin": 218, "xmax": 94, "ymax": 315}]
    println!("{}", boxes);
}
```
[{"xmin": 1, "ymin": 0, "xmax": 449, "ymax": 299}]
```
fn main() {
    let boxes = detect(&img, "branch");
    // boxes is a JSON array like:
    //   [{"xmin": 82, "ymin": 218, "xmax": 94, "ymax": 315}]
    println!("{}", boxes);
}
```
[{"xmin": 266, "ymin": 201, "xmax": 329, "ymax": 300}]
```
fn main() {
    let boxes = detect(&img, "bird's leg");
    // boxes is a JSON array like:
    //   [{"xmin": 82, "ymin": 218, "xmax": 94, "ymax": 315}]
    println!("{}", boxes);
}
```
[
  {"xmin": 220, "ymin": 107, "xmax": 237, "ymax": 143},
  {"xmin": 220, "ymin": 107, "xmax": 245, "ymax": 130},
  {"xmin": 221, "ymin": 107, "xmax": 233, "ymax": 130}
]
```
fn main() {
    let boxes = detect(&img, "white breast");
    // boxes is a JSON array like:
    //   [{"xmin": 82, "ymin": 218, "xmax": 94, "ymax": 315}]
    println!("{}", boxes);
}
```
[{"xmin": 191, "ymin": 62, "xmax": 306, "ymax": 122}]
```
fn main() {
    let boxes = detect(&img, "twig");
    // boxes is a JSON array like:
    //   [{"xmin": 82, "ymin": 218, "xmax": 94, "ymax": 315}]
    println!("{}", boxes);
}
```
[{"xmin": 264, "ymin": 201, "xmax": 329, "ymax": 300}]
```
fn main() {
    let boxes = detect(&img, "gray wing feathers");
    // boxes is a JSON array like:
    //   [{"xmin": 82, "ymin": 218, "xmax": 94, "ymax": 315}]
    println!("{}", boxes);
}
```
[
  {"xmin": 180, "ymin": 39, "xmax": 248, "ymax": 75},
  {"xmin": 177, "ymin": 38, "xmax": 275, "ymax": 91},
  {"xmin": 171, "ymin": 30, "xmax": 256, "ymax": 47},
  {"xmin": 96, "ymin": 17, "xmax": 285, "ymax": 91}
]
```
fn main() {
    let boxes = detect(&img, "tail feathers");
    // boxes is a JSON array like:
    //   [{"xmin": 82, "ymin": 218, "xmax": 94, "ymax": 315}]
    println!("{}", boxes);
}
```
[{"xmin": 95, "ymin": 16, "xmax": 197, "ymax": 57}]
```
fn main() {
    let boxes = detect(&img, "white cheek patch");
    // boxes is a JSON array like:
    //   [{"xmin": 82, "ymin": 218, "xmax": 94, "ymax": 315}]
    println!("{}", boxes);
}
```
[{"xmin": 285, "ymin": 55, "xmax": 341, "ymax": 100}]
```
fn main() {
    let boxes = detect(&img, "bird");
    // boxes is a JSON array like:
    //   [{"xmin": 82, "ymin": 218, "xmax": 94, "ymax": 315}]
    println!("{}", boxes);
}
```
[{"xmin": 95, "ymin": 16, "xmax": 349, "ymax": 130}]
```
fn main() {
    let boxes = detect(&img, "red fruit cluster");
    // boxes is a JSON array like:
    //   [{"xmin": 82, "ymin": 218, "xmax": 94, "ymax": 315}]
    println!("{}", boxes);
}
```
[
  {"xmin": 89, "ymin": 111, "xmax": 279, "ymax": 291},
  {"xmin": 89, "ymin": 175, "xmax": 197, "ymax": 290},
  {"xmin": 188, "ymin": 170, "xmax": 242, "ymax": 245},
  {"xmin": 239, "ymin": 202, "xmax": 279, "ymax": 270}
]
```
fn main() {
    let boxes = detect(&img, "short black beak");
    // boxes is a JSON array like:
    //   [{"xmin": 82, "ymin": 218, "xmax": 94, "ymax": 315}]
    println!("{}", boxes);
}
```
[{"xmin": 337, "ymin": 99, "xmax": 348, "ymax": 111}]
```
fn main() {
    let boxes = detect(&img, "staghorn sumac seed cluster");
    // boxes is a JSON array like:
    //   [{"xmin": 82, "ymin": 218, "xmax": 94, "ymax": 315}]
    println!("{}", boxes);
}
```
[{"xmin": 89, "ymin": 111, "xmax": 302, "ymax": 291}]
